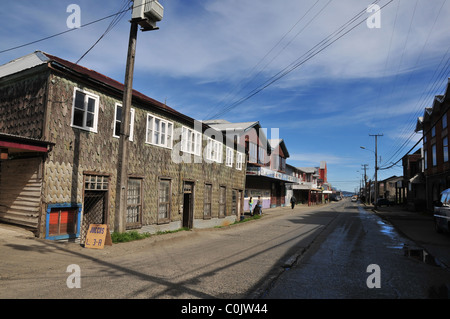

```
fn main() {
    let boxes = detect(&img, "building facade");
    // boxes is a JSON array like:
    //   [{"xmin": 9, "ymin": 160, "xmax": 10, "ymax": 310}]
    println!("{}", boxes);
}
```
[
  {"xmin": 416, "ymin": 79, "xmax": 450, "ymax": 212},
  {"xmin": 0, "ymin": 51, "xmax": 247, "ymax": 241},
  {"xmin": 204, "ymin": 120, "xmax": 299, "ymax": 211}
]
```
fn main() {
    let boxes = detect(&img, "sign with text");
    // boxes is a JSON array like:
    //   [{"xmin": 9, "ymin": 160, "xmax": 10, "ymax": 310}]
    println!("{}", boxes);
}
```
[{"xmin": 84, "ymin": 224, "xmax": 112, "ymax": 249}]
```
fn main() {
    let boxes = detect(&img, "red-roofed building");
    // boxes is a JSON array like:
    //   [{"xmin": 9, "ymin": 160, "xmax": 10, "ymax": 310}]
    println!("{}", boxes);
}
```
[{"xmin": 0, "ymin": 51, "xmax": 246, "ymax": 241}]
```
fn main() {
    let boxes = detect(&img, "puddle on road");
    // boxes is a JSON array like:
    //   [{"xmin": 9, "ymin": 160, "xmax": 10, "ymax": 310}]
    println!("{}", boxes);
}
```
[
  {"xmin": 366, "ymin": 209, "xmax": 446, "ymax": 269},
  {"xmin": 376, "ymin": 219, "xmax": 446, "ymax": 268}
]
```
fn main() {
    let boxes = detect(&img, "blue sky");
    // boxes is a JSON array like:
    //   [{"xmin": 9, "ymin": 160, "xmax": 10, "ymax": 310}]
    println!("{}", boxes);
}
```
[{"xmin": 1, "ymin": 0, "xmax": 450, "ymax": 192}]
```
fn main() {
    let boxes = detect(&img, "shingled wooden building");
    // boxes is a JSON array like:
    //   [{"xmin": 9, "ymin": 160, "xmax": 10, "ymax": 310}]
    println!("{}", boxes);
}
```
[{"xmin": 0, "ymin": 51, "xmax": 246, "ymax": 242}]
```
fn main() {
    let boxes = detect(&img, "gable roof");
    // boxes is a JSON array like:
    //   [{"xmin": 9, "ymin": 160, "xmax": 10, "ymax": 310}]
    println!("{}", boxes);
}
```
[
  {"xmin": 268, "ymin": 138, "xmax": 290, "ymax": 158},
  {"xmin": 0, "ymin": 51, "xmax": 200, "ymax": 127},
  {"xmin": 417, "ymin": 78, "xmax": 450, "ymax": 130}
]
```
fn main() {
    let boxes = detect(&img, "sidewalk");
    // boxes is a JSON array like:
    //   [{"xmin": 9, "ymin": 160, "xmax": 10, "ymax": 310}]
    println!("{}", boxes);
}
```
[
  {"xmin": 367, "ymin": 202, "xmax": 450, "ymax": 269},
  {"xmin": 0, "ymin": 202, "xmax": 325, "ymax": 244}
]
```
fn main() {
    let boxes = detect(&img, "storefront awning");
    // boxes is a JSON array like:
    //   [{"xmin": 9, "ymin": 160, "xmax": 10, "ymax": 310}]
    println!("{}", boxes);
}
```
[
  {"xmin": 246, "ymin": 166, "xmax": 300, "ymax": 183},
  {"xmin": 0, "ymin": 133, "xmax": 54, "ymax": 159}
]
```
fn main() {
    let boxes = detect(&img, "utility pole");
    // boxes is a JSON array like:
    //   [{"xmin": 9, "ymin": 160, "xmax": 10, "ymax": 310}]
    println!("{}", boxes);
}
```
[
  {"xmin": 115, "ymin": 0, "xmax": 163, "ymax": 233},
  {"xmin": 362, "ymin": 164, "xmax": 368, "ymax": 203},
  {"xmin": 370, "ymin": 134, "xmax": 383, "ymax": 209},
  {"xmin": 114, "ymin": 20, "xmax": 138, "ymax": 233}
]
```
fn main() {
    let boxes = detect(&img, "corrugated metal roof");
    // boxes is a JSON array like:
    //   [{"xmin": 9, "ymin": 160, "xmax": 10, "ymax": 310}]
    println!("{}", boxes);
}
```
[
  {"xmin": 0, "ymin": 51, "xmax": 198, "ymax": 125},
  {"xmin": 0, "ymin": 51, "xmax": 48, "ymax": 78},
  {"xmin": 204, "ymin": 121, "xmax": 259, "ymax": 132},
  {"xmin": 297, "ymin": 167, "xmax": 317, "ymax": 173}
]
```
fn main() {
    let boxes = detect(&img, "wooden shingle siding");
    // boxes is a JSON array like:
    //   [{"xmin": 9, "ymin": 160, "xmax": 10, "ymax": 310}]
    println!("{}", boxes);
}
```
[
  {"xmin": 0, "ymin": 157, "xmax": 42, "ymax": 229},
  {"xmin": 0, "ymin": 72, "xmax": 47, "ymax": 139}
]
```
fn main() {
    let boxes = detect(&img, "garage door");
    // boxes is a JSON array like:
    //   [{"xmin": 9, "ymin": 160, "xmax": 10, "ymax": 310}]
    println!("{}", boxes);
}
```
[{"xmin": 0, "ymin": 157, "xmax": 43, "ymax": 229}]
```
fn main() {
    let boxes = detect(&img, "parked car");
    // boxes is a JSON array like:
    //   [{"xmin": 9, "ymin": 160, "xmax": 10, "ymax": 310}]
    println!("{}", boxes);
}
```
[
  {"xmin": 351, "ymin": 195, "xmax": 358, "ymax": 202},
  {"xmin": 376, "ymin": 198, "xmax": 392, "ymax": 207},
  {"xmin": 434, "ymin": 188, "xmax": 450, "ymax": 233}
]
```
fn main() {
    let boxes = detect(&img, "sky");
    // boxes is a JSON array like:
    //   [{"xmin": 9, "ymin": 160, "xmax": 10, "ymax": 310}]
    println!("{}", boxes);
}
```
[{"xmin": 1, "ymin": 0, "xmax": 450, "ymax": 192}]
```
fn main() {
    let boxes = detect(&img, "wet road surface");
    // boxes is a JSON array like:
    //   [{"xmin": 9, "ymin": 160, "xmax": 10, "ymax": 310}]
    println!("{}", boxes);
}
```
[{"xmin": 262, "ymin": 202, "xmax": 450, "ymax": 298}]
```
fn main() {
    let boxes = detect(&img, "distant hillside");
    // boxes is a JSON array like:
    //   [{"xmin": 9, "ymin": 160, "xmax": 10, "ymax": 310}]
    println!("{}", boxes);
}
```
[{"xmin": 341, "ymin": 191, "xmax": 355, "ymax": 197}]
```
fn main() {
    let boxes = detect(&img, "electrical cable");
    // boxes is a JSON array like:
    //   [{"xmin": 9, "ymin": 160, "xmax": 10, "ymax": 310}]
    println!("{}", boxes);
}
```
[
  {"xmin": 379, "ymin": 0, "xmax": 448, "ymax": 166},
  {"xmin": 0, "ymin": 5, "xmax": 133, "ymax": 55},
  {"xmin": 206, "ymin": 0, "xmax": 391, "ymax": 120},
  {"xmin": 76, "ymin": 0, "xmax": 132, "ymax": 64},
  {"xmin": 204, "ymin": 0, "xmax": 323, "ymax": 120}
]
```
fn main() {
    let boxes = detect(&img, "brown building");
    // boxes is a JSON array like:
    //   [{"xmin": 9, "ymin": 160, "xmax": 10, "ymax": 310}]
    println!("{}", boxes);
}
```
[
  {"xmin": 416, "ymin": 79, "xmax": 450, "ymax": 212},
  {"xmin": 401, "ymin": 149, "xmax": 425, "ymax": 211},
  {"xmin": 204, "ymin": 120, "xmax": 295, "ymax": 210},
  {"xmin": 0, "ymin": 51, "xmax": 247, "ymax": 241}
]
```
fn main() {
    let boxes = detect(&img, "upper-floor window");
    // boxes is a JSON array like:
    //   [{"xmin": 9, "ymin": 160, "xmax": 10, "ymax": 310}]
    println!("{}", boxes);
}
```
[
  {"xmin": 113, "ymin": 103, "xmax": 134, "ymax": 141},
  {"xmin": 206, "ymin": 138, "xmax": 223, "ymax": 163},
  {"xmin": 432, "ymin": 144, "xmax": 437, "ymax": 166},
  {"xmin": 432, "ymin": 125, "xmax": 436, "ymax": 138},
  {"xmin": 444, "ymin": 136, "xmax": 449, "ymax": 163},
  {"xmin": 236, "ymin": 152, "xmax": 244, "ymax": 170},
  {"xmin": 249, "ymin": 143, "xmax": 257, "ymax": 163},
  {"xmin": 272, "ymin": 155, "xmax": 279, "ymax": 171},
  {"xmin": 146, "ymin": 114, "xmax": 173, "ymax": 149},
  {"xmin": 443, "ymin": 113, "xmax": 448, "ymax": 129},
  {"xmin": 280, "ymin": 157, "xmax": 286, "ymax": 171},
  {"xmin": 226, "ymin": 147, "xmax": 234, "ymax": 167},
  {"xmin": 71, "ymin": 88, "xmax": 99, "ymax": 132},
  {"xmin": 181, "ymin": 126, "xmax": 201, "ymax": 156},
  {"xmin": 258, "ymin": 146, "xmax": 265, "ymax": 164}
]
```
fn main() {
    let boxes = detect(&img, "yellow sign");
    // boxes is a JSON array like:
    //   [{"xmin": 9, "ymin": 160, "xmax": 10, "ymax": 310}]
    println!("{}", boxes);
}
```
[{"xmin": 84, "ymin": 224, "xmax": 112, "ymax": 249}]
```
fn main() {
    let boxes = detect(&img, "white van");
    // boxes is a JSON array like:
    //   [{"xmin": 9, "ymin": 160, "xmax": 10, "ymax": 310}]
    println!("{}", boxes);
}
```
[{"xmin": 434, "ymin": 188, "xmax": 450, "ymax": 233}]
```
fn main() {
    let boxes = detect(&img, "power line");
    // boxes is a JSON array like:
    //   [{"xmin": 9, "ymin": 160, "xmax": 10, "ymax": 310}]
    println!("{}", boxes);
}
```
[
  {"xmin": 204, "ymin": 0, "xmax": 324, "ymax": 120},
  {"xmin": 379, "ymin": 88, "xmax": 450, "ymax": 170},
  {"xmin": 76, "ymin": 0, "xmax": 132, "ymax": 65},
  {"xmin": 205, "ymin": 0, "xmax": 391, "ymax": 120},
  {"xmin": 378, "ymin": 0, "xmax": 449, "ymax": 166},
  {"xmin": 0, "ymin": 5, "xmax": 133, "ymax": 55}
]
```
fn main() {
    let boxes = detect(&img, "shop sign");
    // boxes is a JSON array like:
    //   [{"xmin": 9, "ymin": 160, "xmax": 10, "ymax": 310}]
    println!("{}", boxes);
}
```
[{"xmin": 85, "ymin": 224, "xmax": 112, "ymax": 249}]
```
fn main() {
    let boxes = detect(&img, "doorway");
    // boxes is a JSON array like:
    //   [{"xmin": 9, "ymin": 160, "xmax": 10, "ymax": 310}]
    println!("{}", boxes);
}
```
[
  {"xmin": 81, "ymin": 174, "xmax": 109, "ymax": 242},
  {"xmin": 182, "ymin": 182, "xmax": 194, "ymax": 229}
]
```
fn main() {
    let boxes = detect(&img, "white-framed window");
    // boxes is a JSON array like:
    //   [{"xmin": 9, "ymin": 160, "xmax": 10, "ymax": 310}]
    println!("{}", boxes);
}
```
[
  {"xmin": 272, "ymin": 155, "xmax": 279, "ymax": 171},
  {"xmin": 226, "ymin": 147, "xmax": 234, "ymax": 167},
  {"xmin": 71, "ymin": 88, "xmax": 99, "ymax": 132},
  {"xmin": 236, "ymin": 152, "xmax": 244, "ymax": 170},
  {"xmin": 113, "ymin": 103, "xmax": 135, "ymax": 141},
  {"xmin": 181, "ymin": 126, "xmax": 202, "ymax": 156},
  {"xmin": 206, "ymin": 138, "xmax": 223, "ymax": 163},
  {"xmin": 146, "ymin": 114, "xmax": 173, "ymax": 148},
  {"xmin": 258, "ymin": 146, "xmax": 265, "ymax": 164},
  {"xmin": 249, "ymin": 143, "xmax": 257, "ymax": 163}
]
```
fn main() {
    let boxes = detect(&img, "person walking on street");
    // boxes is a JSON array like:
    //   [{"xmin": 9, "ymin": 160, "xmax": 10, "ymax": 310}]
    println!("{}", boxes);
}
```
[
  {"xmin": 290, "ymin": 196, "xmax": 296, "ymax": 209},
  {"xmin": 249, "ymin": 197, "xmax": 254, "ymax": 216},
  {"xmin": 257, "ymin": 196, "xmax": 262, "ymax": 215}
]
